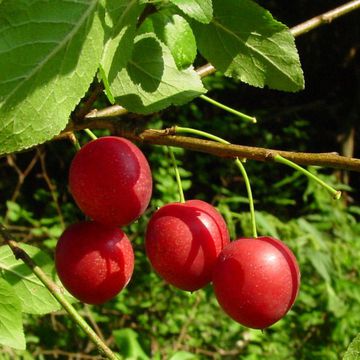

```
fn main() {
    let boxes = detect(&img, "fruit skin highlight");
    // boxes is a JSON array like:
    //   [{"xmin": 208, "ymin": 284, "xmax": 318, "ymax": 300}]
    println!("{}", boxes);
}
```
[
  {"xmin": 55, "ymin": 221, "xmax": 134, "ymax": 305},
  {"xmin": 145, "ymin": 200, "xmax": 230, "ymax": 291},
  {"xmin": 69, "ymin": 136, "xmax": 152, "ymax": 227},
  {"xmin": 212, "ymin": 236, "xmax": 300, "ymax": 329}
]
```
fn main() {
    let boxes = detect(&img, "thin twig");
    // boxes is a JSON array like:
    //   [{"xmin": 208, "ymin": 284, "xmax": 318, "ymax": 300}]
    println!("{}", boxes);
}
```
[
  {"xmin": 173, "ymin": 293, "xmax": 202, "ymax": 351},
  {"xmin": 291, "ymin": 0, "xmax": 360, "ymax": 37},
  {"xmin": 0, "ymin": 224, "xmax": 120, "ymax": 360},
  {"xmin": 38, "ymin": 149, "xmax": 65, "ymax": 230},
  {"xmin": 75, "ymin": 82, "xmax": 105, "ymax": 120},
  {"xmin": 84, "ymin": 304, "xmax": 105, "ymax": 342},
  {"xmin": 32, "ymin": 348, "xmax": 103, "ymax": 360},
  {"xmin": 6, "ymin": 152, "xmax": 40, "ymax": 203}
]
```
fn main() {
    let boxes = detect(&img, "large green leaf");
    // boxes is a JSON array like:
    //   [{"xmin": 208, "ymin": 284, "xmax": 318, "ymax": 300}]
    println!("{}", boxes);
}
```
[
  {"xmin": 0, "ymin": 244, "xmax": 60, "ymax": 314},
  {"xmin": 139, "ymin": 10, "xmax": 197, "ymax": 69},
  {"xmin": 0, "ymin": 0, "xmax": 104, "ymax": 155},
  {"xmin": 344, "ymin": 334, "xmax": 360, "ymax": 360},
  {"xmin": 0, "ymin": 278, "xmax": 25, "ymax": 350},
  {"xmin": 169, "ymin": 0, "xmax": 213, "ymax": 24},
  {"xmin": 100, "ymin": 0, "xmax": 144, "ymax": 102},
  {"xmin": 110, "ymin": 33, "xmax": 205, "ymax": 114},
  {"xmin": 191, "ymin": 0, "xmax": 304, "ymax": 92}
]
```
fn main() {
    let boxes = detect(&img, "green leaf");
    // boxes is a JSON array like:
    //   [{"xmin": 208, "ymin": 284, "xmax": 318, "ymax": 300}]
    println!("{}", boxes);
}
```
[
  {"xmin": 169, "ymin": 351, "xmax": 198, "ymax": 360},
  {"xmin": 0, "ymin": 0, "xmax": 104, "ymax": 156},
  {"xmin": 343, "ymin": 334, "xmax": 360, "ymax": 360},
  {"xmin": 0, "ymin": 244, "xmax": 60, "ymax": 314},
  {"xmin": 326, "ymin": 283, "xmax": 347, "ymax": 317},
  {"xmin": 113, "ymin": 328, "xmax": 149, "ymax": 360},
  {"xmin": 298, "ymin": 218, "xmax": 328, "ymax": 250},
  {"xmin": 109, "ymin": 33, "xmax": 205, "ymax": 114},
  {"xmin": 100, "ymin": 0, "xmax": 144, "ymax": 86},
  {"xmin": 139, "ymin": 10, "xmax": 196, "ymax": 69},
  {"xmin": 255, "ymin": 212, "xmax": 279, "ymax": 238},
  {"xmin": 306, "ymin": 251, "xmax": 332, "ymax": 284},
  {"xmin": 0, "ymin": 278, "xmax": 25, "ymax": 350},
  {"xmin": 191, "ymin": 0, "xmax": 304, "ymax": 92},
  {"xmin": 169, "ymin": 0, "xmax": 213, "ymax": 24}
]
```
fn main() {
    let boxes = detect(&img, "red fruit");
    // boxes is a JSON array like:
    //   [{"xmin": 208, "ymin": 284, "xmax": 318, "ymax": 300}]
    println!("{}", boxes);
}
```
[
  {"xmin": 185, "ymin": 199, "xmax": 229, "ymax": 247},
  {"xmin": 55, "ymin": 221, "xmax": 134, "ymax": 304},
  {"xmin": 69, "ymin": 136, "xmax": 152, "ymax": 227},
  {"xmin": 212, "ymin": 236, "xmax": 300, "ymax": 329},
  {"xmin": 145, "ymin": 200, "xmax": 230, "ymax": 291}
]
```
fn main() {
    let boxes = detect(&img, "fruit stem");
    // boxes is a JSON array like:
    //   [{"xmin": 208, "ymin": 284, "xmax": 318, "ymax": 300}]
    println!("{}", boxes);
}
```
[
  {"xmin": 200, "ymin": 95, "xmax": 257, "ymax": 124},
  {"xmin": 84, "ymin": 128, "xmax": 98, "ymax": 140},
  {"xmin": 168, "ymin": 146, "xmax": 185, "ymax": 203},
  {"xmin": 0, "ymin": 224, "xmax": 121, "ymax": 360},
  {"xmin": 273, "ymin": 154, "xmax": 341, "ymax": 200},
  {"xmin": 72, "ymin": 133, "xmax": 81, "ymax": 151},
  {"xmin": 175, "ymin": 126, "xmax": 258, "ymax": 238},
  {"xmin": 175, "ymin": 127, "xmax": 230, "ymax": 145},
  {"xmin": 234, "ymin": 159, "xmax": 258, "ymax": 238}
]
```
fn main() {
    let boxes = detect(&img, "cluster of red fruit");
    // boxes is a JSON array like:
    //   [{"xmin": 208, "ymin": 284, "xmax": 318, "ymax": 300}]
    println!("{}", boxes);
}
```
[{"xmin": 55, "ymin": 136, "xmax": 300, "ymax": 329}]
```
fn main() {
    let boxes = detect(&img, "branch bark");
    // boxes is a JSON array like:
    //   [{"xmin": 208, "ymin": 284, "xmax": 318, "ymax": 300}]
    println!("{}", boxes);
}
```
[
  {"xmin": 60, "ymin": 125, "xmax": 360, "ymax": 172},
  {"xmin": 290, "ymin": 0, "xmax": 360, "ymax": 37},
  {"xmin": 119, "ymin": 130, "xmax": 360, "ymax": 173},
  {"xmin": 60, "ymin": 0, "xmax": 360, "ymax": 173}
]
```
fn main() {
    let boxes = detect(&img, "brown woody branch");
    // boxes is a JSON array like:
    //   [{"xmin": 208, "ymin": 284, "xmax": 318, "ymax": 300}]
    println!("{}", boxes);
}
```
[
  {"xmin": 60, "ymin": 124, "xmax": 360, "ymax": 172},
  {"xmin": 58, "ymin": 0, "xmax": 360, "ymax": 172},
  {"xmin": 290, "ymin": 0, "xmax": 360, "ymax": 36}
]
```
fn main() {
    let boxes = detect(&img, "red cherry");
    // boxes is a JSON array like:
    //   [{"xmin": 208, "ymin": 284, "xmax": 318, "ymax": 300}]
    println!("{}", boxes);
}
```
[
  {"xmin": 212, "ymin": 236, "xmax": 300, "ymax": 329},
  {"xmin": 55, "ymin": 221, "xmax": 134, "ymax": 304},
  {"xmin": 69, "ymin": 136, "xmax": 152, "ymax": 227},
  {"xmin": 185, "ymin": 199, "xmax": 229, "ymax": 247},
  {"xmin": 145, "ymin": 200, "xmax": 230, "ymax": 291}
]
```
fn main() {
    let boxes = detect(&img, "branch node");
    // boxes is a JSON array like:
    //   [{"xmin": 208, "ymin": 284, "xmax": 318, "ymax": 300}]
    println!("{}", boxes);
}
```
[
  {"xmin": 85, "ymin": 109, "xmax": 98, "ymax": 118},
  {"xmin": 265, "ymin": 151, "xmax": 277, "ymax": 161},
  {"xmin": 166, "ymin": 126, "xmax": 176, "ymax": 135},
  {"xmin": 320, "ymin": 14, "xmax": 333, "ymax": 24}
]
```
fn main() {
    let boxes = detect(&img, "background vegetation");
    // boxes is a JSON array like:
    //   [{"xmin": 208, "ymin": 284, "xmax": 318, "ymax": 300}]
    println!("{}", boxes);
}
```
[{"xmin": 0, "ymin": 0, "xmax": 359, "ymax": 359}]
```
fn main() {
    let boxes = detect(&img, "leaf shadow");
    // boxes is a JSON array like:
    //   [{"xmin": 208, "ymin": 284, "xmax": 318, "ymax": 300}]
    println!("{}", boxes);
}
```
[{"xmin": 127, "ymin": 37, "xmax": 164, "ymax": 93}]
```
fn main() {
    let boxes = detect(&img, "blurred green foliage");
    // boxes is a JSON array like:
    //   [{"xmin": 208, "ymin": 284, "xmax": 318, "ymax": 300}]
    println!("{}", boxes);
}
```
[
  {"xmin": 0, "ymin": 112, "xmax": 359, "ymax": 359},
  {"xmin": 0, "ymin": 0, "xmax": 359, "ymax": 358}
]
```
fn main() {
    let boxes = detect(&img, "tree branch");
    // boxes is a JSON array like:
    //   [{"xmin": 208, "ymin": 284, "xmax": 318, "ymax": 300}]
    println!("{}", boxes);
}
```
[
  {"xmin": 291, "ymin": 0, "xmax": 360, "ymax": 37},
  {"xmin": 0, "ymin": 224, "xmax": 120, "ymax": 360},
  {"xmin": 82, "ymin": 62, "xmax": 218, "ymax": 120},
  {"xmin": 59, "ymin": 125, "xmax": 360, "ymax": 172},
  {"xmin": 80, "ymin": 0, "xmax": 360, "ymax": 120}
]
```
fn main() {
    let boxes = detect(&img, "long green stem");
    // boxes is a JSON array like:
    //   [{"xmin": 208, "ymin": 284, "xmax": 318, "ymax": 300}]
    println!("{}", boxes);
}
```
[
  {"xmin": 73, "ymin": 134, "xmax": 81, "ymax": 151},
  {"xmin": 175, "ymin": 126, "xmax": 258, "ymax": 238},
  {"xmin": 84, "ymin": 128, "xmax": 98, "ymax": 140},
  {"xmin": 200, "ymin": 95, "xmax": 257, "ymax": 124},
  {"xmin": 0, "ymin": 225, "xmax": 120, "ymax": 360},
  {"xmin": 234, "ymin": 159, "xmax": 257, "ymax": 238},
  {"xmin": 168, "ymin": 146, "xmax": 185, "ymax": 203},
  {"xmin": 274, "ymin": 154, "xmax": 341, "ymax": 199},
  {"xmin": 74, "ymin": 139, "xmax": 81, "ymax": 151},
  {"xmin": 175, "ymin": 127, "xmax": 230, "ymax": 145}
]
